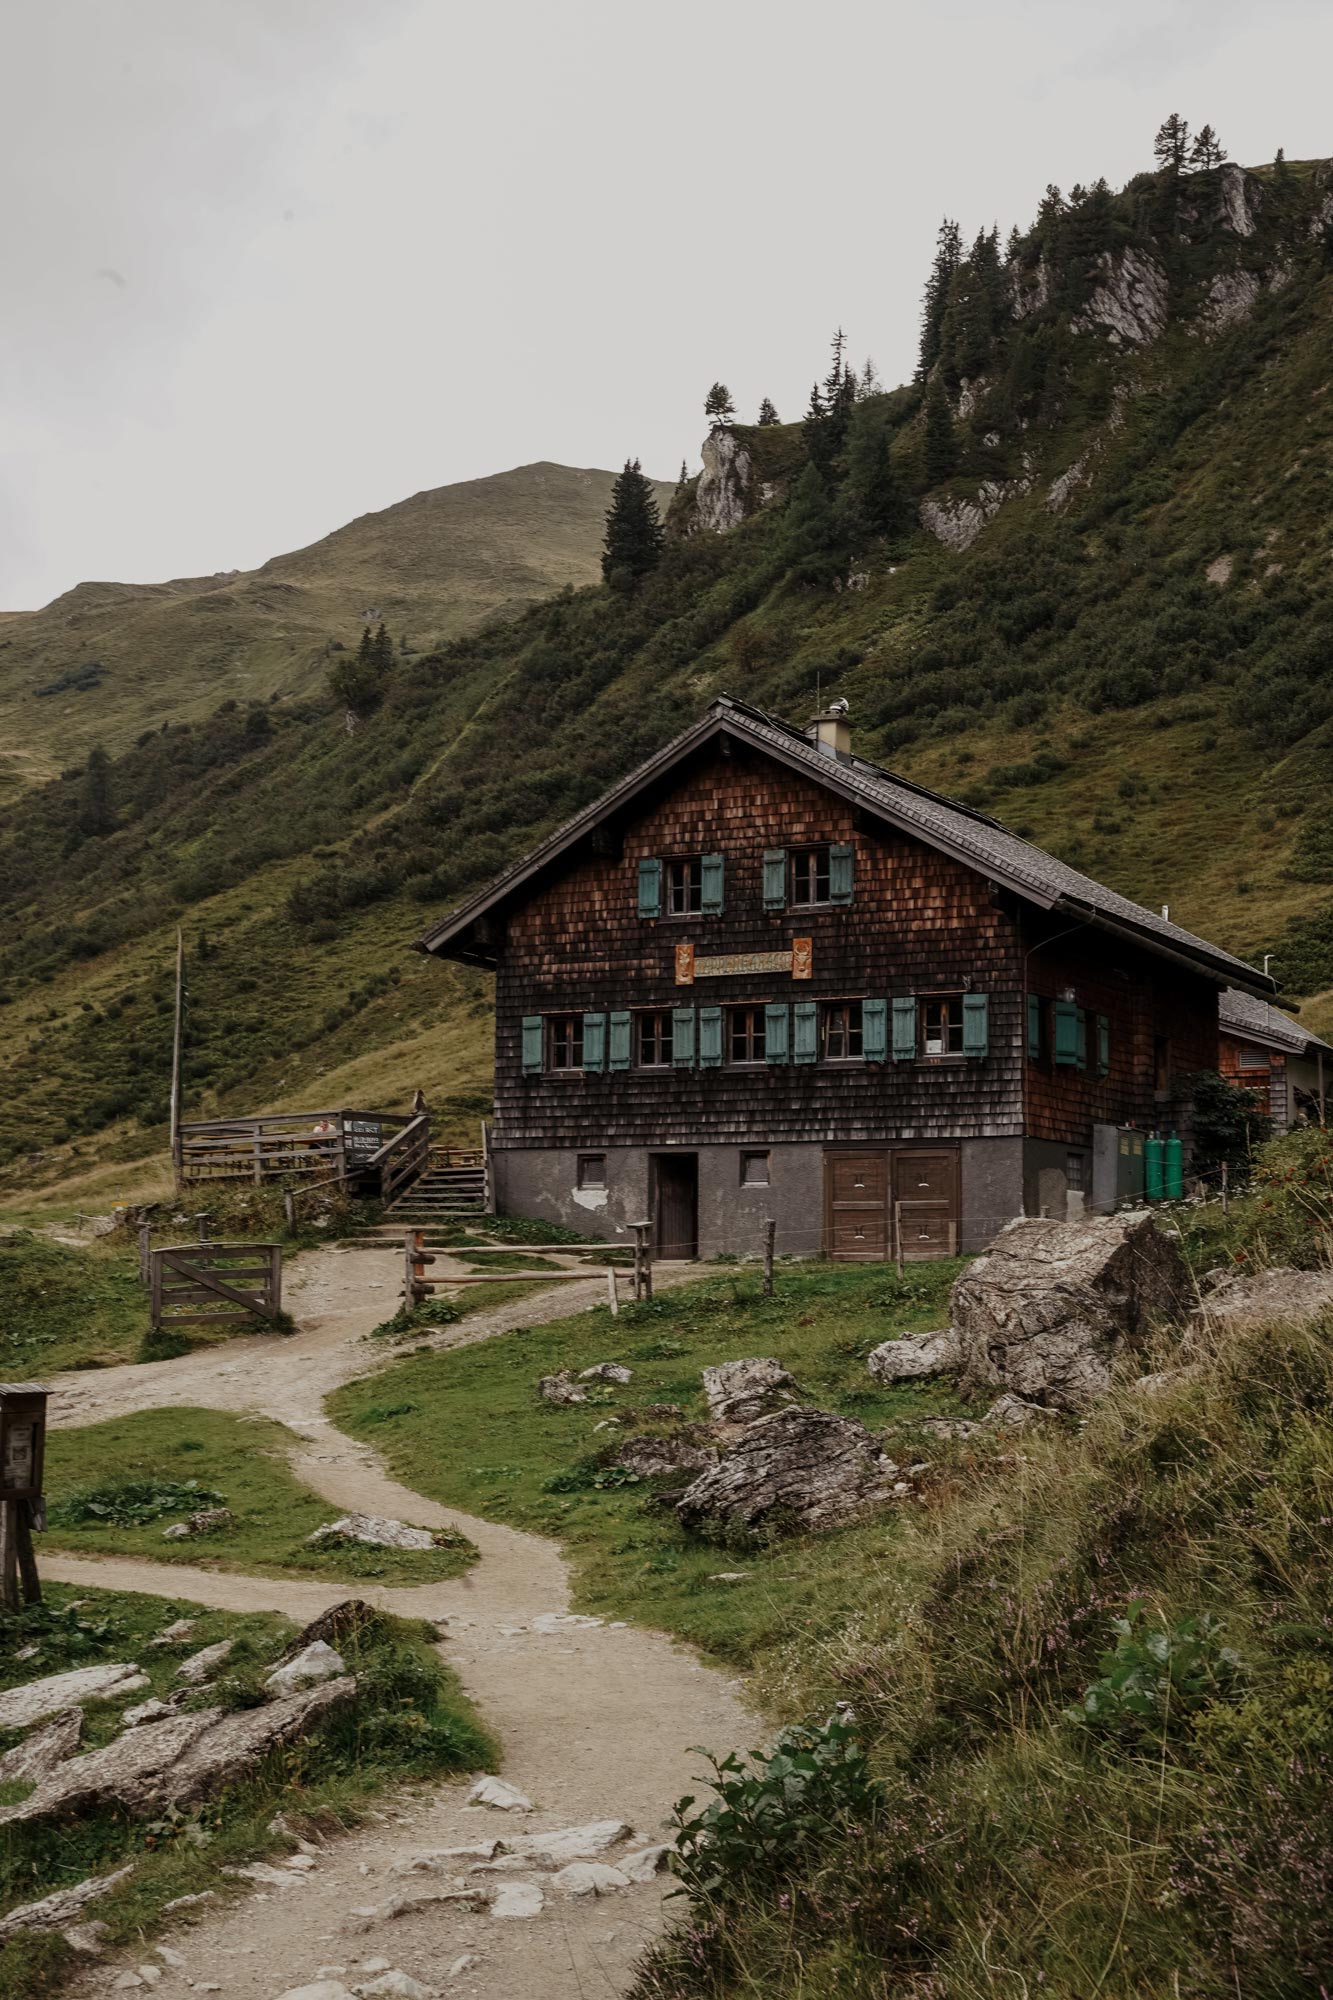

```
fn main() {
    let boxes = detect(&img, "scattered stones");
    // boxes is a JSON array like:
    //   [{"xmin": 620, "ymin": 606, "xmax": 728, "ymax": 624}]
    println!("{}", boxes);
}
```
[
  {"xmin": 466, "ymin": 1775, "xmax": 533, "ymax": 1812},
  {"xmin": 0, "ymin": 1865, "xmax": 134, "ymax": 1942},
  {"xmin": 0, "ymin": 1678, "xmax": 357, "ymax": 1827},
  {"xmin": 161, "ymin": 1890, "xmax": 217, "ymax": 1912},
  {"xmin": 0, "ymin": 1706, "xmax": 81, "ymax": 1785},
  {"xmin": 539, "ymin": 1371, "xmax": 586, "ymax": 1405},
  {"xmin": 952, "ymin": 1212, "xmax": 1190, "ymax": 1411},
  {"xmin": 701, "ymin": 1357, "xmax": 798, "ymax": 1425},
  {"xmin": 530, "ymin": 1612, "xmax": 602, "ymax": 1634},
  {"xmin": 490, "ymin": 1879, "xmax": 544, "ymax": 1919},
  {"xmin": 274, "ymin": 1985, "xmax": 356, "ymax": 2000},
  {"xmin": 175, "ymin": 1640, "xmax": 235, "ymax": 1685},
  {"xmin": 677, "ymin": 1406, "xmax": 902, "ymax": 1534},
  {"xmin": 265, "ymin": 1640, "xmax": 347, "ymax": 1694},
  {"xmin": 358, "ymin": 1974, "xmax": 434, "ymax": 1999},
  {"xmin": 227, "ymin": 1861, "xmax": 309, "ymax": 1888},
  {"xmin": 504, "ymin": 1819, "xmax": 631, "ymax": 1867},
  {"xmin": 123, "ymin": 1697, "xmax": 179, "ymax": 1728},
  {"xmin": 982, "ymin": 1393, "xmax": 1054, "ymax": 1430},
  {"xmin": 0, "ymin": 1664, "xmax": 149, "ymax": 1731},
  {"xmin": 866, "ymin": 1329, "xmax": 960, "ymax": 1383},
  {"xmin": 708, "ymin": 1571, "xmax": 751, "ymax": 1585},
  {"xmin": 155, "ymin": 1946, "xmax": 186, "ymax": 1968},
  {"xmin": 579, "ymin": 1362, "xmax": 633, "ymax": 1383},
  {"xmin": 383, "ymin": 1886, "xmax": 488, "ymax": 1918},
  {"xmin": 61, "ymin": 1920, "xmax": 110, "ymax": 1955},
  {"xmin": 445, "ymin": 1959, "xmax": 479, "ymax": 1980},
  {"xmin": 551, "ymin": 1861, "xmax": 631, "ymax": 1896},
  {"xmin": 161, "ymin": 1506, "xmax": 233, "ymax": 1540},
  {"xmin": 306, "ymin": 1514, "xmax": 437, "ymax": 1552},
  {"xmin": 620, "ymin": 1844, "xmax": 671, "ymax": 1882},
  {"xmin": 615, "ymin": 1435, "xmax": 716, "ymax": 1481}
]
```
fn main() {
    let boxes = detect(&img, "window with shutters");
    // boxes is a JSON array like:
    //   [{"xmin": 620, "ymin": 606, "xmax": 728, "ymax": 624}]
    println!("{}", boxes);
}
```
[
  {"xmin": 729, "ymin": 1005, "xmax": 768, "ymax": 1064},
  {"xmin": 547, "ymin": 1014, "xmax": 584, "ymax": 1071},
  {"xmin": 665, "ymin": 857, "xmax": 703, "ymax": 915},
  {"xmin": 821, "ymin": 1000, "xmax": 863, "ymax": 1060},
  {"xmin": 637, "ymin": 1010, "xmax": 674, "ymax": 1067},
  {"xmin": 920, "ymin": 996, "xmax": 965, "ymax": 1058},
  {"xmin": 790, "ymin": 846, "xmax": 832, "ymax": 906},
  {"xmin": 577, "ymin": 1153, "xmax": 607, "ymax": 1189},
  {"xmin": 740, "ymin": 1150, "xmax": 770, "ymax": 1187}
]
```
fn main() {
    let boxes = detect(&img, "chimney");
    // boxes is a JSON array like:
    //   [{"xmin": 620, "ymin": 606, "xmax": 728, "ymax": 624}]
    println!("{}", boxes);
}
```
[{"xmin": 808, "ymin": 701, "xmax": 852, "ymax": 760}]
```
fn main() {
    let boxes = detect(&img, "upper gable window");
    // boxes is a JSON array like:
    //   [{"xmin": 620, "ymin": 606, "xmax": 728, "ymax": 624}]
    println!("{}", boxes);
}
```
[
  {"xmin": 667, "ymin": 857, "xmax": 703, "ymax": 915},
  {"xmin": 790, "ymin": 846, "xmax": 832, "ymax": 907}
]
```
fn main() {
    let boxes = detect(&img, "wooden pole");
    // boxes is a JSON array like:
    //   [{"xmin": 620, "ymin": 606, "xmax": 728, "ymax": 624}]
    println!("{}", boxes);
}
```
[
  {"xmin": 605, "ymin": 1268, "xmax": 618, "ymax": 1317},
  {"xmin": 169, "ymin": 928, "xmax": 185, "ymax": 1189},
  {"xmin": 762, "ymin": 1218, "xmax": 776, "ymax": 1297},
  {"xmin": 15, "ymin": 1504, "xmax": 40, "ymax": 1606},
  {"xmin": 1318, "ymin": 1047, "xmax": 1327, "ymax": 1129},
  {"xmin": 1220, "ymin": 1159, "xmax": 1229, "ymax": 1216},
  {"xmin": 283, "ymin": 1190, "xmax": 296, "ymax": 1233},
  {"xmin": 0, "ymin": 1502, "xmax": 18, "ymax": 1614},
  {"xmin": 632, "ymin": 1227, "xmax": 644, "ymax": 1303},
  {"xmin": 138, "ymin": 1220, "xmax": 152, "ymax": 1286},
  {"xmin": 894, "ymin": 1199, "xmax": 905, "ymax": 1280}
]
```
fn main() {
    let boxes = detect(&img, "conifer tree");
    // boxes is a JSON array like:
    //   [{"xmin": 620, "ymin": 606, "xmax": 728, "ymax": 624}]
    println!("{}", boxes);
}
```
[
  {"xmin": 704, "ymin": 382, "xmax": 736, "ymax": 425},
  {"xmin": 923, "ymin": 382, "xmax": 957, "ymax": 485},
  {"xmin": 1190, "ymin": 124, "xmax": 1227, "ymax": 172},
  {"xmin": 842, "ymin": 400, "xmax": 903, "ymax": 540},
  {"xmin": 1154, "ymin": 113, "xmax": 1191, "ymax": 176},
  {"xmin": 77, "ymin": 745, "xmax": 114, "ymax": 838},
  {"xmin": 782, "ymin": 462, "xmax": 839, "ymax": 581},
  {"xmin": 757, "ymin": 397, "xmax": 780, "ymax": 426},
  {"xmin": 859, "ymin": 357, "xmax": 882, "ymax": 398},
  {"xmin": 329, "ymin": 624, "xmax": 391, "ymax": 720},
  {"xmin": 918, "ymin": 218, "xmax": 962, "ymax": 378},
  {"xmin": 802, "ymin": 382, "xmax": 836, "ymax": 474},
  {"xmin": 601, "ymin": 458, "xmax": 665, "ymax": 589}
]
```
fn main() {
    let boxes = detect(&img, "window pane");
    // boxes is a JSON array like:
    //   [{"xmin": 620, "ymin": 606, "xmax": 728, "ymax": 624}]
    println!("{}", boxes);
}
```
[
  {"xmin": 922, "ymin": 998, "xmax": 963, "ymax": 1057},
  {"xmin": 791, "ymin": 847, "xmax": 832, "ymax": 905},
  {"xmin": 667, "ymin": 858, "xmax": 702, "ymax": 913},
  {"xmin": 741, "ymin": 1150, "xmax": 770, "ymax": 1186}
]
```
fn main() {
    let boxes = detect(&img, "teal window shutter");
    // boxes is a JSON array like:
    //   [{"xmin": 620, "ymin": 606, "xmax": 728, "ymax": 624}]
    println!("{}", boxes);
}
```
[
  {"xmin": 522, "ymin": 1016, "xmax": 544, "ymax": 1075},
  {"xmin": 672, "ymin": 1005, "xmax": 696, "ymax": 1068},
  {"xmin": 892, "ymin": 996, "xmax": 917, "ymax": 1061},
  {"xmin": 609, "ymin": 1010, "xmax": 632, "ymax": 1071},
  {"xmin": 862, "ymin": 998, "xmax": 888, "ymax": 1063},
  {"xmin": 762, "ymin": 849, "xmax": 787, "ymax": 911},
  {"xmin": 793, "ymin": 1000, "xmax": 819, "ymax": 1063},
  {"xmin": 699, "ymin": 1005, "xmax": 723, "ymax": 1067},
  {"xmin": 1054, "ymin": 999, "xmax": 1080, "ymax": 1066},
  {"xmin": 582, "ymin": 1012, "xmax": 607, "ymax": 1073},
  {"xmin": 829, "ymin": 842, "xmax": 854, "ymax": 905},
  {"xmin": 637, "ymin": 857, "xmax": 661, "ymax": 918},
  {"xmin": 1027, "ymin": 992, "xmax": 1042, "ymax": 1061},
  {"xmin": 1076, "ymin": 1008, "xmax": 1088, "ymax": 1070},
  {"xmin": 700, "ymin": 854, "xmax": 724, "ymax": 915},
  {"xmin": 962, "ymin": 992, "xmax": 989, "ymax": 1059},
  {"xmin": 765, "ymin": 1002, "xmax": 790, "ymax": 1063},
  {"xmin": 1097, "ymin": 1013, "xmax": 1110, "ymax": 1078}
]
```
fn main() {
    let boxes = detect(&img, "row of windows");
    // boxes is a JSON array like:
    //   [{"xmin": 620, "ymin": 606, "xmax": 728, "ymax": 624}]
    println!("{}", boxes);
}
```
[
  {"xmin": 576, "ymin": 1149, "xmax": 772, "ymax": 1188},
  {"xmin": 636, "ymin": 844, "xmax": 854, "ymax": 918},
  {"xmin": 524, "ymin": 994, "xmax": 991, "ymax": 1074}
]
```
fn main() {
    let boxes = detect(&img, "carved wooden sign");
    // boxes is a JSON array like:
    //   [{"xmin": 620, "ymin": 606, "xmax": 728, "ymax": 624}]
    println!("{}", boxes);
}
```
[{"xmin": 675, "ymin": 941, "xmax": 813, "ymax": 985}]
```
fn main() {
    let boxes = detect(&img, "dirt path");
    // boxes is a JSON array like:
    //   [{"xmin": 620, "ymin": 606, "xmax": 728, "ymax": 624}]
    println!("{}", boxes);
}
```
[{"xmin": 44, "ymin": 1249, "xmax": 751, "ymax": 2000}]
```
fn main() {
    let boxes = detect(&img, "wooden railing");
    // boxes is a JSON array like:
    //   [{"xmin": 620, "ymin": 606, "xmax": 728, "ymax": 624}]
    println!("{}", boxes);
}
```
[
  {"xmin": 178, "ymin": 1108, "xmax": 415, "ymax": 1189},
  {"xmin": 368, "ymin": 1114, "xmax": 431, "ymax": 1205}
]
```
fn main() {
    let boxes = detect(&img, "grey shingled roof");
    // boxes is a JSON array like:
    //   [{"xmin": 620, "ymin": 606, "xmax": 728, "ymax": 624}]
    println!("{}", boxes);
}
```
[
  {"xmin": 417, "ymin": 694, "xmax": 1274, "ymax": 996},
  {"xmin": 1219, "ymin": 987, "xmax": 1332, "ymax": 1057}
]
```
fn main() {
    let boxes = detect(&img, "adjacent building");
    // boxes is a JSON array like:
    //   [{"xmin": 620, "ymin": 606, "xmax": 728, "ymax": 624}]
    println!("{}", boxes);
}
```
[
  {"xmin": 418, "ymin": 696, "xmax": 1285, "ymax": 1261},
  {"xmin": 1218, "ymin": 987, "xmax": 1330, "ymax": 1132}
]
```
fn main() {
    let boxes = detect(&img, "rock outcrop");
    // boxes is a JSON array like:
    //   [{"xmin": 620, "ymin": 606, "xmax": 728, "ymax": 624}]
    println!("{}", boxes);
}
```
[
  {"xmin": 701, "ymin": 1357, "xmax": 798, "ymax": 1426},
  {"xmin": 0, "ymin": 1706, "xmax": 82, "ymax": 1784},
  {"xmin": 952, "ymin": 1212, "xmax": 1189, "ymax": 1411},
  {"xmin": 0, "ymin": 1662, "xmax": 148, "ymax": 1731},
  {"xmin": 614, "ymin": 1434, "xmax": 717, "ymax": 1481},
  {"xmin": 694, "ymin": 425, "xmax": 752, "ymax": 533},
  {"xmin": 306, "ymin": 1514, "xmax": 436, "ymax": 1552},
  {"xmin": 1075, "ymin": 249, "xmax": 1169, "ymax": 347},
  {"xmin": 1191, "ymin": 1264, "xmax": 1333, "ymax": 1331},
  {"xmin": 920, "ymin": 471, "xmax": 1033, "ymax": 552},
  {"xmin": 0, "ymin": 1865, "xmax": 135, "ymax": 1943},
  {"xmin": 676, "ymin": 1406, "xmax": 902, "ymax": 1533},
  {"xmin": 1217, "ymin": 162, "xmax": 1260, "ymax": 238},
  {"xmin": 539, "ymin": 1371, "xmax": 587, "ymax": 1406},
  {"xmin": 264, "ymin": 1640, "xmax": 346, "ymax": 1694},
  {"xmin": 867, "ymin": 1328, "xmax": 960, "ymax": 1383}
]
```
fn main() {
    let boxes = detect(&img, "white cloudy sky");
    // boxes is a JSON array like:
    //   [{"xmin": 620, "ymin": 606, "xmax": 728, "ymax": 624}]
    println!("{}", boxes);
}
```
[{"xmin": 3, "ymin": 0, "xmax": 1330, "ymax": 609}]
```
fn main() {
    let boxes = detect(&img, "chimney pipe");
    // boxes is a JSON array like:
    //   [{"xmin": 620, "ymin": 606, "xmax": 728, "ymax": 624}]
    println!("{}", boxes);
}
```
[{"xmin": 808, "ymin": 702, "xmax": 852, "ymax": 760}]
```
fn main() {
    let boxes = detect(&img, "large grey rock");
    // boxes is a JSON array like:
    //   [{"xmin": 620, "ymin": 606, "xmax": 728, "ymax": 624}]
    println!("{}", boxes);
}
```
[
  {"xmin": 867, "ymin": 1328, "xmax": 960, "ymax": 1383},
  {"xmin": 677, "ymin": 1406, "xmax": 900, "ymax": 1534},
  {"xmin": 1075, "ymin": 248, "xmax": 1169, "ymax": 347},
  {"xmin": 265, "ymin": 1640, "xmax": 346, "ymax": 1694},
  {"xmin": 539, "ymin": 1371, "xmax": 586, "ymax": 1405},
  {"xmin": 694, "ymin": 424, "xmax": 752, "ymax": 533},
  {"xmin": 306, "ymin": 1513, "xmax": 436, "ymax": 1552},
  {"xmin": 1191, "ymin": 1265, "xmax": 1333, "ymax": 1331},
  {"xmin": 467, "ymin": 1775, "xmax": 532, "ymax": 1812},
  {"xmin": 952, "ymin": 1211, "xmax": 1189, "ymax": 1411},
  {"xmin": 551, "ymin": 1861, "xmax": 630, "ymax": 1896},
  {"xmin": 579, "ymin": 1362, "xmax": 632, "ymax": 1384},
  {"xmin": 0, "ymin": 1677, "xmax": 357, "ymax": 1826},
  {"xmin": 0, "ymin": 1706, "xmax": 81, "ymax": 1784},
  {"xmin": 0, "ymin": 1663, "xmax": 148, "ymax": 1730},
  {"xmin": 0, "ymin": 1864, "xmax": 134, "ymax": 1941},
  {"xmin": 503, "ymin": 1819, "xmax": 631, "ymax": 1867},
  {"xmin": 175, "ymin": 1639, "xmax": 234, "ymax": 1685},
  {"xmin": 701, "ymin": 1357, "xmax": 797, "ymax": 1426},
  {"xmin": 614, "ymin": 1435, "xmax": 717, "ymax": 1481}
]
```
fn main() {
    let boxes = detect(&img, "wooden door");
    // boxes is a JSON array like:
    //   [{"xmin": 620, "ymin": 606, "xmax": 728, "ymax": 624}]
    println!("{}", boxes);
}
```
[
  {"xmin": 892, "ymin": 1148, "xmax": 960, "ymax": 1260},
  {"xmin": 653, "ymin": 1154, "xmax": 698, "ymax": 1260},
  {"xmin": 825, "ymin": 1151, "xmax": 889, "ymax": 1261}
]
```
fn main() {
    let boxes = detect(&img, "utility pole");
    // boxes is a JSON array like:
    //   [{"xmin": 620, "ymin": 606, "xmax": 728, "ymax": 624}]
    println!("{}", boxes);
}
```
[{"xmin": 169, "ymin": 929, "xmax": 185, "ymax": 1188}]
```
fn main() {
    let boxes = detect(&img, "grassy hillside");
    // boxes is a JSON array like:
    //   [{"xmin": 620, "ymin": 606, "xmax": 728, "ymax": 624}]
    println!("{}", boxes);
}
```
[
  {"xmin": 0, "ymin": 462, "xmax": 672, "ymax": 790},
  {"xmin": 2, "ymin": 153, "xmax": 1332, "ymax": 1206}
]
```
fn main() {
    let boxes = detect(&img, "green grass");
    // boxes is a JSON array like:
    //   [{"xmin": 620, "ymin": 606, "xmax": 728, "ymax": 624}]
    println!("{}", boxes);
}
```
[
  {"xmin": 333, "ymin": 1259, "xmax": 969, "ymax": 1672},
  {"xmin": 0, "ymin": 1584, "xmax": 494, "ymax": 2000},
  {"xmin": 43, "ymin": 1407, "xmax": 477, "ymax": 1583},
  {"xmin": 0, "ymin": 1229, "xmax": 149, "ymax": 1372}
]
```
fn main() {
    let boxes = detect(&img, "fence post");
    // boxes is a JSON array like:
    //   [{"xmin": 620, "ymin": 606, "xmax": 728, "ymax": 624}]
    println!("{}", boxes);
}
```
[
  {"xmin": 149, "ymin": 1249, "xmax": 163, "ymax": 1334},
  {"xmin": 632, "ymin": 1220, "xmax": 652, "ymax": 1301},
  {"xmin": 269, "ymin": 1242, "xmax": 283, "ymax": 1317},
  {"xmin": 631, "ymin": 1226, "xmax": 644, "ymax": 1303},
  {"xmin": 195, "ymin": 1212, "xmax": 211, "ymax": 1245},
  {"xmin": 1220, "ymin": 1159, "xmax": 1229, "ymax": 1216},
  {"xmin": 138, "ymin": 1221, "xmax": 152, "ymax": 1286},
  {"xmin": 605, "ymin": 1268, "xmax": 619, "ymax": 1317},
  {"xmin": 894, "ymin": 1199, "xmax": 905, "ymax": 1280},
  {"xmin": 283, "ymin": 1190, "xmax": 295, "ymax": 1234},
  {"xmin": 762, "ymin": 1218, "xmax": 776, "ymax": 1297}
]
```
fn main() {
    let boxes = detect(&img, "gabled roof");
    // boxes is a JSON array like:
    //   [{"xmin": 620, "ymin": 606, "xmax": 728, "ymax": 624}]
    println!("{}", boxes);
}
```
[
  {"xmin": 1219, "ymin": 987, "xmax": 1332, "ymax": 1058},
  {"xmin": 416, "ymin": 695, "xmax": 1275, "ymax": 997}
]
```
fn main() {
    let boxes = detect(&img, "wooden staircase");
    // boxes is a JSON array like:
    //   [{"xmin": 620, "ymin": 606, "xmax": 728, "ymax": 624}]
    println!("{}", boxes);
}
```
[{"xmin": 387, "ymin": 1148, "xmax": 487, "ymax": 1223}]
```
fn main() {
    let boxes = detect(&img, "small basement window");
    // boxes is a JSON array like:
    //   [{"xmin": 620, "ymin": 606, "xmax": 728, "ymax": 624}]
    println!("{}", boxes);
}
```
[
  {"xmin": 740, "ymin": 1150, "xmax": 770, "ymax": 1187},
  {"xmin": 921, "ymin": 996, "xmax": 964, "ymax": 1058},
  {"xmin": 729, "ymin": 1005, "xmax": 768, "ymax": 1064},
  {"xmin": 1066, "ymin": 1152, "xmax": 1085, "ymax": 1192},
  {"xmin": 790, "ymin": 846, "xmax": 832, "ymax": 906},
  {"xmin": 822, "ymin": 999, "xmax": 863, "ymax": 1060},
  {"xmin": 548, "ymin": 1015, "xmax": 584, "ymax": 1071},
  {"xmin": 577, "ymin": 1153, "xmax": 607, "ymax": 1189},
  {"xmin": 638, "ymin": 1010, "xmax": 674, "ymax": 1067},
  {"xmin": 666, "ymin": 857, "xmax": 703, "ymax": 915}
]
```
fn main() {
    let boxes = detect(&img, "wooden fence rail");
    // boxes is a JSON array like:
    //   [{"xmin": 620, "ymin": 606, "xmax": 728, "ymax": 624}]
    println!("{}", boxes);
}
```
[
  {"xmin": 178, "ymin": 1108, "xmax": 419, "ymax": 1195},
  {"xmin": 402, "ymin": 1223, "xmax": 653, "ymax": 1318},
  {"xmin": 149, "ymin": 1243, "xmax": 283, "ymax": 1335}
]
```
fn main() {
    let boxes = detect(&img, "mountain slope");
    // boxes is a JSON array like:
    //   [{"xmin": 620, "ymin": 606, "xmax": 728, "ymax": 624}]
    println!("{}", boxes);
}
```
[
  {"xmin": 2, "ymin": 149, "xmax": 1332, "ymax": 1203},
  {"xmin": 0, "ymin": 462, "xmax": 671, "ymax": 789}
]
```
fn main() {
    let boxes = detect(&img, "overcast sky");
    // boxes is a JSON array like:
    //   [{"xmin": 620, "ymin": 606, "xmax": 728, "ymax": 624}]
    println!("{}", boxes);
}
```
[{"xmin": 3, "ymin": 0, "xmax": 1330, "ymax": 609}]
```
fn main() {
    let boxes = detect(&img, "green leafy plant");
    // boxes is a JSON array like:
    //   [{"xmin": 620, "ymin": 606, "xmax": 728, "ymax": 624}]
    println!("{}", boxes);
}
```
[
  {"xmin": 1065, "ymin": 1600, "xmax": 1244, "ymax": 1744},
  {"xmin": 668, "ymin": 1713, "xmax": 883, "ymax": 1901},
  {"xmin": 543, "ymin": 1457, "xmax": 642, "ymax": 1494},
  {"xmin": 49, "ymin": 1477, "xmax": 225, "ymax": 1529}
]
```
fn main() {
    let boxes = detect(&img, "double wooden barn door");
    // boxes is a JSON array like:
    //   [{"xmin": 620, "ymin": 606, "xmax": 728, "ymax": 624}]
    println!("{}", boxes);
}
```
[{"xmin": 824, "ymin": 1147, "xmax": 959, "ymax": 1261}]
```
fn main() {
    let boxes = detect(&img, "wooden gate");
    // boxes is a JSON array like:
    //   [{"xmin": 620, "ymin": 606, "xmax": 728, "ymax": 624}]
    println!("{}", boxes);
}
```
[{"xmin": 149, "ymin": 1243, "xmax": 282, "ymax": 1336}]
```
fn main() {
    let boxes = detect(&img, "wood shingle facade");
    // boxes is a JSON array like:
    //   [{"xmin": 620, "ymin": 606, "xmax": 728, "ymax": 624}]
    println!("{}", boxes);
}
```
[{"xmin": 419, "ymin": 698, "xmax": 1279, "ymax": 1260}]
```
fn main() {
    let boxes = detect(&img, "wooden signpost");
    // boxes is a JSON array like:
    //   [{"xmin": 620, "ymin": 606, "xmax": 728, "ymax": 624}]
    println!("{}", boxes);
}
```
[{"xmin": 0, "ymin": 1384, "xmax": 47, "ymax": 1612}]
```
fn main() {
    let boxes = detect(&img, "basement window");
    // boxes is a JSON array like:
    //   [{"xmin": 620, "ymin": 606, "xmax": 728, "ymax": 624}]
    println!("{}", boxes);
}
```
[
  {"xmin": 548, "ymin": 1015, "xmax": 584, "ymax": 1071},
  {"xmin": 740, "ymin": 1150, "xmax": 771, "ymax": 1187},
  {"xmin": 577, "ymin": 1153, "xmax": 607, "ymax": 1189}
]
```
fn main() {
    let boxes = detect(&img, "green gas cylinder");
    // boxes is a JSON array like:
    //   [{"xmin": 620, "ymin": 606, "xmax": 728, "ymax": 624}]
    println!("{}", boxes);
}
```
[
  {"xmin": 1144, "ymin": 1131, "xmax": 1164, "ymax": 1203},
  {"xmin": 1164, "ymin": 1131, "xmax": 1184, "ymax": 1201}
]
